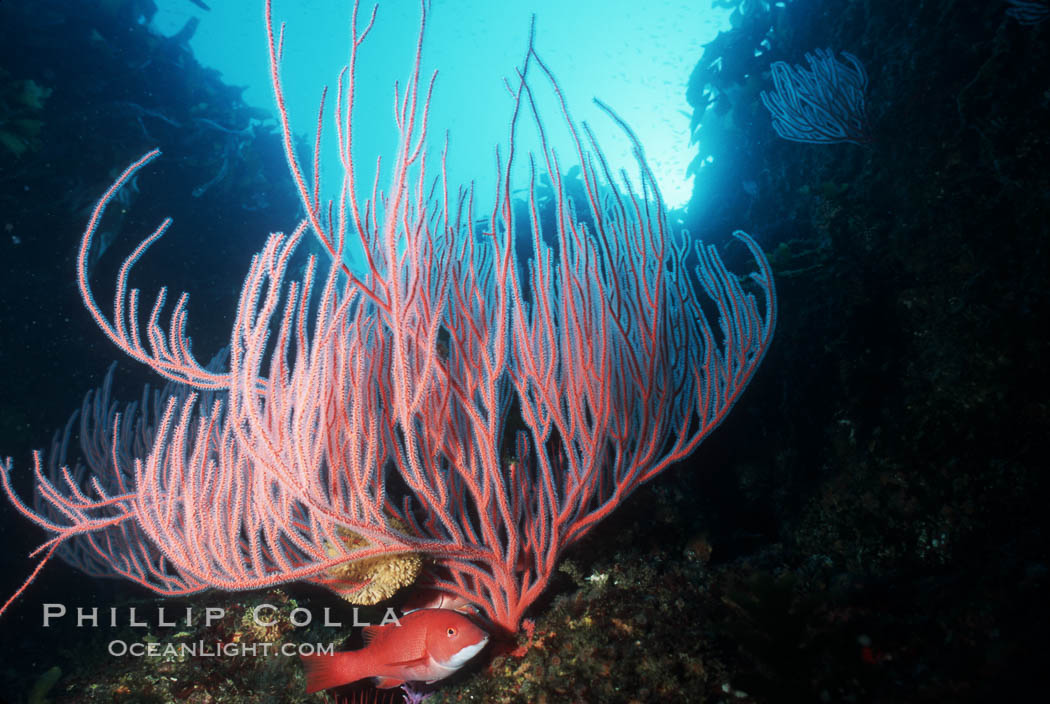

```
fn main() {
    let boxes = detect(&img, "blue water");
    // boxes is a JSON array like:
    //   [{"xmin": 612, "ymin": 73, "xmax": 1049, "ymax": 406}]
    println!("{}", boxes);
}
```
[{"xmin": 153, "ymin": 0, "xmax": 729, "ymax": 220}]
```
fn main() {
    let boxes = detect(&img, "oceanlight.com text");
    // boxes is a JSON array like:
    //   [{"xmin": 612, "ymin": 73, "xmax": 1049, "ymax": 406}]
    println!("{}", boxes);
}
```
[{"xmin": 107, "ymin": 640, "xmax": 335, "ymax": 658}]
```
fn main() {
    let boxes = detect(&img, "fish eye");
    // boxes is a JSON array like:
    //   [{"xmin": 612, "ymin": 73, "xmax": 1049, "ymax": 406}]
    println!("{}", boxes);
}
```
[{"xmin": 447, "ymin": 627, "xmax": 457, "ymax": 637}]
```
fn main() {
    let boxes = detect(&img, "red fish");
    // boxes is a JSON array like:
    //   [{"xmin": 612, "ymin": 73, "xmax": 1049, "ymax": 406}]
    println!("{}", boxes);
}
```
[
  {"xmin": 401, "ymin": 588, "xmax": 477, "ymax": 615},
  {"xmin": 301, "ymin": 608, "xmax": 489, "ymax": 692}
]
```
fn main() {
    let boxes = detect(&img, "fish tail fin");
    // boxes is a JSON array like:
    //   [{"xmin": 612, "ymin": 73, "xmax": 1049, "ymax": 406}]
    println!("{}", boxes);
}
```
[{"xmin": 300, "ymin": 651, "xmax": 359, "ymax": 693}]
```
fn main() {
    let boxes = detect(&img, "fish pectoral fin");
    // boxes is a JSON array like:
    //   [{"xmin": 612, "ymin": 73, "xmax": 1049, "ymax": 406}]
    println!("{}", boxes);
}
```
[
  {"xmin": 372, "ymin": 676, "xmax": 406, "ymax": 689},
  {"xmin": 361, "ymin": 625, "xmax": 381, "ymax": 644}
]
